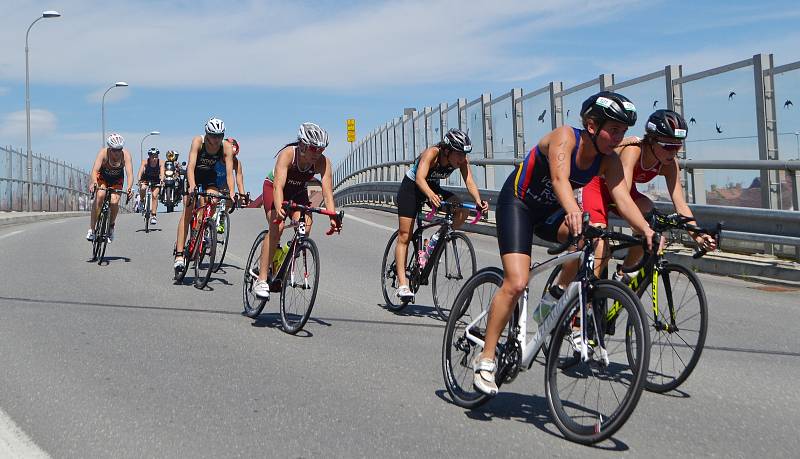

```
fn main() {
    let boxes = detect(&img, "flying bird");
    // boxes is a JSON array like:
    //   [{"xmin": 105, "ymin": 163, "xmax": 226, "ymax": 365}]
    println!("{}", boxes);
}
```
[
  {"xmin": 505, "ymin": 112, "xmax": 509, "ymax": 119},
  {"xmin": 537, "ymin": 109, "xmax": 547, "ymax": 123},
  {"xmin": 785, "ymin": 100, "xmax": 794, "ymax": 109},
  {"xmin": 566, "ymin": 109, "xmax": 571, "ymax": 118},
  {"xmin": 715, "ymin": 123, "xmax": 723, "ymax": 134},
  {"xmin": 653, "ymin": 100, "xmax": 658, "ymax": 109},
  {"xmin": 728, "ymin": 91, "xmax": 736, "ymax": 100},
  {"xmin": 690, "ymin": 117, "xmax": 697, "ymax": 125}
]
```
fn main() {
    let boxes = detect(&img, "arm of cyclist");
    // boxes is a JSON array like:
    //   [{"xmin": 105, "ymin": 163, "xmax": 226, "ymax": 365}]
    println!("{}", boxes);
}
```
[
  {"xmin": 186, "ymin": 136, "xmax": 201, "ymax": 194},
  {"xmin": 546, "ymin": 126, "xmax": 583, "ymax": 236},
  {"xmin": 603, "ymin": 153, "xmax": 656, "ymax": 250},
  {"xmin": 319, "ymin": 155, "xmax": 341, "ymax": 233},
  {"xmin": 414, "ymin": 147, "xmax": 443, "ymax": 209},
  {"xmin": 271, "ymin": 146, "xmax": 293, "ymax": 221},
  {"xmin": 664, "ymin": 160, "xmax": 716, "ymax": 251},
  {"xmin": 123, "ymin": 149, "xmax": 134, "ymax": 196},
  {"xmin": 223, "ymin": 140, "xmax": 236, "ymax": 202},
  {"xmin": 89, "ymin": 148, "xmax": 104, "ymax": 192},
  {"xmin": 459, "ymin": 158, "xmax": 489, "ymax": 214},
  {"xmin": 159, "ymin": 158, "xmax": 166, "ymax": 184},
  {"xmin": 234, "ymin": 157, "xmax": 246, "ymax": 200},
  {"xmin": 135, "ymin": 160, "xmax": 146, "ymax": 185}
]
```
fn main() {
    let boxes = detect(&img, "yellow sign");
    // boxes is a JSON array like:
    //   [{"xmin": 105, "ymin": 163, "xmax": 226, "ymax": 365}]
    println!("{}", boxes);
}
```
[{"xmin": 347, "ymin": 118, "xmax": 356, "ymax": 143}]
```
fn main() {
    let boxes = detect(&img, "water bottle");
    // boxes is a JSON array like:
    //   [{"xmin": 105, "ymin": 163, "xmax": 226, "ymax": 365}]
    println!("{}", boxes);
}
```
[
  {"xmin": 533, "ymin": 285, "xmax": 563, "ymax": 324},
  {"xmin": 425, "ymin": 232, "xmax": 440, "ymax": 259},
  {"xmin": 272, "ymin": 242, "xmax": 290, "ymax": 273},
  {"xmin": 418, "ymin": 239, "xmax": 429, "ymax": 268}
]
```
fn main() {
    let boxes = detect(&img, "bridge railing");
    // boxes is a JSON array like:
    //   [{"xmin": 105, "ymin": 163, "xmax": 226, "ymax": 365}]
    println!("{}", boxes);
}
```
[{"xmin": 1, "ymin": 145, "xmax": 92, "ymax": 212}]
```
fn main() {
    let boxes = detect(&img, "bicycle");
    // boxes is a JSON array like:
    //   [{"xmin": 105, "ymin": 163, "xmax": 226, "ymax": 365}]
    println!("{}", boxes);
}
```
[
  {"xmin": 543, "ymin": 208, "xmax": 722, "ymax": 393},
  {"xmin": 138, "ymin": 181, "xmax": 162, "ymax": 233},
  {"xmin": 243, "ymin": 201, "xmax": 344, "ymax": 334},
  {"xmin": 90, "ymin": 187, "xmax": 129, "ymax": 265},
  {"xmin": 442, "ymin": 215, "xmax": 652, "ymax": 444},
  {"xmin": 380, "ymin": 201, "xmax": 482, "ymax": 320},
  {"xmin": 173, "ymin": 190, "xmax": 233, "ymax": 289},
  {"xmin": 212, "ymin": 192, "xmax": 250, "ymax": 273}
]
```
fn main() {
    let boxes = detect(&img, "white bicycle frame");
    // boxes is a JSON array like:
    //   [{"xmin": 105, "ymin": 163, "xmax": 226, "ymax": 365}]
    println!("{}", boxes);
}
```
[{"xmin": 464, "ymin": 247, "xmax": 610, "ymax": 369}]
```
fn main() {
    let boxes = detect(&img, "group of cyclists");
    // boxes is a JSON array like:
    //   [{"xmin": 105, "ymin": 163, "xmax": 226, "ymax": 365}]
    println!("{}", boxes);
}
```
[{"xmin": 85, "ymin": 90, "xmax": 717, "ymax": 404}]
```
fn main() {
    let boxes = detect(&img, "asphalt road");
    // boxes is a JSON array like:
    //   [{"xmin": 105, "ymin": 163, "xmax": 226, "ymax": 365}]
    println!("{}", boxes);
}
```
[{"xmin": 0, "ymin": 207, "xmax": 798, "ymax": 457}]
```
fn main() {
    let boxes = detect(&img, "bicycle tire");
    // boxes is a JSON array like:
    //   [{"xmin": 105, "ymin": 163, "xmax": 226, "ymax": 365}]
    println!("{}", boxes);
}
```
[
  {"xmin": 636, "ymin": 263, "xmax": 708, "ymax": 393},
  {"xmin": 242, "ymin": 230, "xmax": 268, "ymax": 318},
  {"xmin": 97, "ymin": 209, "xmax": 110, "ymax": 265},
  {"xmin": 545, "ymin": 280, "xmax": 649, "ymax": 444},
  {"xmin": 280, "ymin": 238, "xmax": 320, "ymax": 334},
  {"xmin": 432, "ymin": 232, "xmax": 476, "ymax": 321},
  {"xmin": 380, "ymin": 230, "xmax": 415, "ymax": 311},
  {"xmin": 193, "ymin": 221, "xmax": 217, "ymax": 289},
  {"xmin": 442, "ymin": 267, "xmax": 513, "ymax": 409},
  {"xmin": 144, "ymin": 198, "xmax": 150, "ymax": 233},
  {"xmin": 214, "ymin": 211, "xmax": 231, "ymax": 273}
]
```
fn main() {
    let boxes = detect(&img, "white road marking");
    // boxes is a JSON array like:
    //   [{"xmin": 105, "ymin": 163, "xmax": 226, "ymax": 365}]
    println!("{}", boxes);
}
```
[
  {"xmin": 0, "ymin": 407, "xmax": 50, "ymax": 458},
  {"xmin": 0, "ymin": 230, "xmax": 23, "ymax": 241}
]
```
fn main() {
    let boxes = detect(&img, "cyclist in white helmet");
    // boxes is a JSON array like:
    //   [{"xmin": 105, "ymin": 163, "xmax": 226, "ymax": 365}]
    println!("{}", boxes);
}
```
[
  {"xmin": 87, "ymin": 133, "xmax": 134, "ymax": 242},
  {"xmin": 252, "ymin": 122, "xmax": 341, "ymax": 299},
  {"xmin": 173, "ymin": 117, "xmax": 235, "ymax": 272}
]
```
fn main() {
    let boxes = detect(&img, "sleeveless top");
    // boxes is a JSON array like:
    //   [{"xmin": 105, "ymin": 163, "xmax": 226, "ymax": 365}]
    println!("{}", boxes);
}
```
[
  {"xmin": 631, "ymin": 148, "xmax": 662, "ymax": 184},
  {"xmin": 143, "ymin": 158, "xmax": 160, "ymax": 179},
  {"xmin": 195, "ymin": 137, "xmax": 222, "ymax": 173},
  {"xmin": 266, "ymin": 143, "xmax": 317, "ymax": 187},
  {"xmin": 513, "ymin": 127, "xmax": 602, "ymax": 207},
  {"xmin": 405, "ymin": 148, "xmax": 457, "ymax": 183},
  {"xmin": 100, "ymin": 149, "xmax": 125, "ymax": 182}
]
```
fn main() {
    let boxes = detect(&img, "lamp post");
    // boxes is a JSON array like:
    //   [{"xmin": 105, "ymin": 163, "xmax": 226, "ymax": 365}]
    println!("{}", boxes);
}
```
[
  {"xmin": 101, "ymin": 82, "xmax": 129, "ymax": 146},
  {"xmin": 25, "ymin": 10, "xmax": 61, "ymax": 212},
  {"xmin": 794, "ymin": 132, "xmax": 800, "ymax": 160},
  {"xmin": 140, "ymin": 131, "xmax": 161, "ymax": 163}
]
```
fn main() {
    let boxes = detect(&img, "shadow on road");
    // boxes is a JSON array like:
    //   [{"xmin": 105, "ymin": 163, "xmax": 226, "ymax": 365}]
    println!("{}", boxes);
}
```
[
  {"xmin": 88, "ymin": 256, "xmax": 132, "ymax": 265},
  {"xmin": 379, "ymin": 302, "xmax": 443, "ymax": 321}
]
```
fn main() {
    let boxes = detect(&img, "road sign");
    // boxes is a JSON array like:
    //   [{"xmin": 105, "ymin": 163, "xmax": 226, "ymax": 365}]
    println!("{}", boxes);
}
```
[{"xmin": 347, "ymin": 119, "xmax": 356, "ymax": 143}]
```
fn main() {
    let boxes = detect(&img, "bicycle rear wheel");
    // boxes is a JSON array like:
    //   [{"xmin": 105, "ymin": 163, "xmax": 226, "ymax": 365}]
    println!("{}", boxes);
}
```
[
  {"xmin": 280, "ymin": 238, "xmax": 320, "ymax": 334},
  {"xmin": 214, "ymin": 211, "xmax": 231, "ymax": 273},
  {"xmin": 96, "ymin": 209, "xmax": 110, "ymax": 265},
  {"xmin": 92, "ymin": 208, "xmax": 106, "ymax": 262},
  {"xmin": 242, "ymin": 230, "xmax": 268, "ymax": 318},
  {"xmin": 638, "ymin": 263, "xmax": 708, "ymax": 393},
  {"xmin": 144, "ymin": 199, "xmax": 150, "ymax": 233},
  {"xmin": 545, "ymin": 280, "xmax": 649, "ymax": 444},
  {"xmin": 380, "ymin": 230, "xmax": 416, "ymax": 311},
  {"xmin": 432, "ymin": 232, "xmax": 476, "ymax": 321},
  {"xmin": 442, "ymin": 267, "xmax": 514, "ymax": 409},
  {"xmin": 193, "ymin": 221, "xmax": 217, "ymax": 289}
]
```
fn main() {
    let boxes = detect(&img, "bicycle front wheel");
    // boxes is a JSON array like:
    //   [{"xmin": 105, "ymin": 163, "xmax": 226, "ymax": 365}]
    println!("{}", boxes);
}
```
[
  {"xmin": 193, "ymin": 221, "xmax": 217, "ymax": 289},
  {"xmin": 97, "ymin": 209, "xmax": 110, "ymax": 265},
  {"xmin": 545, "ymin": 280, "xmax": 649, "ymax": 444},
  {"xmin": 432, "ymin": 232, "xmax": 476, "ymax": 321},
  {"xmin": 280, "ymin": 238, "xmax": 320, "ymax": 334},
  {"xmin": 92, "ymin": 209, "xmax": 106, "ymax": 262},
  {"xmin": 214, "ymin": 211, "xmax": 231, "ymax": 273},
  {"xmin": 242, "ymin": 230, "xmax": 268, "ymax": 318},
  {"xmin": 442, "ymin": 267, "xmax": 513, "ymax": 409},
  {"xmin": 380, "ymin": 230, "xmax": 415, "ymax": 311},
  {"xmin": 639, "ymin": 263, "xmax": 708, "ymax": 393}
]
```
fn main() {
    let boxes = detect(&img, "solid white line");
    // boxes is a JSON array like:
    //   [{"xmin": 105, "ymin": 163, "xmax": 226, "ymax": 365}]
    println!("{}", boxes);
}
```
[
  {"xmin": 0, "ymin": 407, "xmax": 50, "ymax": 458},
  {"xmin": 0, "ymin": 230, "xmax": 23, "ymax": 241}
]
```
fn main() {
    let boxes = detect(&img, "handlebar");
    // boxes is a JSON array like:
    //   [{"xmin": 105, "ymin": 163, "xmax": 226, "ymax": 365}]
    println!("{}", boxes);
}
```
[
  {"xmin": 648, "ymin": 208, "xmax": 723, "ymax": 259},
  {"xmin": 273, "ymin": 200, "xmax": 344, "ymax": 235},
  {"xmin": 90, "ymin": 187, "xmax": 131, "ymax": 205},
  {"xmin": 425, "ymin": 201, "xmax": 483, "ymax": 225}
]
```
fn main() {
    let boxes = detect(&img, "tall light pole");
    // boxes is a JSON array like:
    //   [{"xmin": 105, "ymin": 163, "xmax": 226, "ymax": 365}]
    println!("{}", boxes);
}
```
[
  {"xmin": 25, "ymin": 10, "xmax": 61, "ymax": 212},
  {"xmin": 140, "ymin": 131, "xmax": 161, "ymax": 163},
  {"xmin": 101, "ymin": 81, "xmax": 129, "ymax": 146},
  {"xmin": 795, "ymin": 132, "xmax": 800, "ymax": 160}
]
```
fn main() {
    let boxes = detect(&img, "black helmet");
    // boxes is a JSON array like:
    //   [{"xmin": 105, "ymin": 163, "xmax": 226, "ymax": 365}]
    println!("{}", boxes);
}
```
[
  {"xmin": 581, "ymin": 91, "xmax": 638, "ymax": 127},
  {"xmin": 443, "ymin": 128, "xmax": 472, "ymax": 153},
  {"xmin": 646, "ymin": 109, "xmax": 688, "ymax": 140},
  {"xmin": 147, "ymin": 147, "xmax": 160, "ymax": 156}
]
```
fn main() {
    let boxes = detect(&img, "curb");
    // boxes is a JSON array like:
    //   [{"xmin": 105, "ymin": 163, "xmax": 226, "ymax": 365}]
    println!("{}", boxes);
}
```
[{"xmin": 0, "ymin": 211, "xmax": 89, "ymax": 229}]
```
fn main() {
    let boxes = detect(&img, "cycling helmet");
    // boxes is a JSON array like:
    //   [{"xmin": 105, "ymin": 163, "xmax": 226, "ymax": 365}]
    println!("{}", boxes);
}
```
[
  {"xmin": 106, "ymin": 133, "xmax": 125, "ymax": 149},
  {"xmin": 147, "ymin": 147, "xmax": 160, "ymax": 156},
  {"xmin": 166, "ymin": 150, "xmax": 178, "ymax": 161},
  {"xmin": 442, "ymin": 128, "xmax": 473, "ymax": 153},
  {"xmin": 297, "ymin": 122, "xmax": 329, "ymax": 148},
  {"xmin": 646, "ymin": 109, "xmax": 688, "ymax": 140},
  {"xmin": 205, "ymin": 117, "xmax": 225, "ymax": 135},
  {"xmin": 226, "ymin": 138, "xmax": 239, "ymax": 156},
  {"xmin": 580, "ymin": 91, "xmax": 638, "ymax": 127}
]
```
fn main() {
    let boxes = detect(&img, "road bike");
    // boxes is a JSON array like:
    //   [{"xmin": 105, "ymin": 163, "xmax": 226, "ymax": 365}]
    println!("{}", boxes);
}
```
[
  {"xmin": 381, "ymin": 201, "xmax": 481, "ymax": 320},
  {"xmin": 90, "ymin": 187, "xmax": 129, "ymax": 265},
  {"xmin": 442, "ymin": 215, "xmax": 652, "ymax": 444},
  {"xmin": 543, "ymin": 208, "xmax": 722, "ymax": 393},
  {"xmin": 174, "ymin": 190, "xmax": 233, "ymax": 289},
  {"xmin": 138, "ymin": 181, "xmax": 162, "ymax": 233},
  {"xmin": 212, "ymin": 192, "xmax": 250, "ymax": 273},
  {"xmin": 243, "ymin": 201, "xmax": 344, "ymax": 334}
]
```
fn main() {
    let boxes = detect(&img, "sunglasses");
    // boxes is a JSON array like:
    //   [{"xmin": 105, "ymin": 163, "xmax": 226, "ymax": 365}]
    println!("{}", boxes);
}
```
[
  {"xmin": 305, "ymin": 145, "xmax": 325, "ymax": 154},
  {"xmin": 207, "ymin": 133, "xmax": 224, "ymax": 139},
  {"xmin": 655, "ymin": 140, "xmax": 683, "ymax": 152}
]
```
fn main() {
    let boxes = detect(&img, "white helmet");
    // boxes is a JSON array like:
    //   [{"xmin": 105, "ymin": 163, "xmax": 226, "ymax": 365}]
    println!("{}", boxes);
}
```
[
  {"xmin": 205, "ymin": 117, "xmax": 225, "ymax": 135},
  {"xmin": 297, "ymin": 122, "xmax": 329, "ymax": 148},
  {"xmin": 106, "ymin": 133, "xmax": 125, "ymax": 149}
]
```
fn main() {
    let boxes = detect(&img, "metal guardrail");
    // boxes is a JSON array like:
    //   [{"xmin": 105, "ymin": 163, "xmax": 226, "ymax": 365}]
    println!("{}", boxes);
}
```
[{"xmin": 1, "ymin": 145, "xmax": 92, "ymax": 212}]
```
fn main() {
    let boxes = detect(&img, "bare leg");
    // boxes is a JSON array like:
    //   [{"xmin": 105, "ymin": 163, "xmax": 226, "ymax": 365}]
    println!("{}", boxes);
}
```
[
  {"xmin": 394, "ymin": 216, "xmax": 415, "ymax": 287},
  {"xmin": 90, "ymin": 188, "xmax": 106, "ymax": 230},
  {"xmin": 480, "ymin": 252, "xmax": 531, "ymax": 360}
]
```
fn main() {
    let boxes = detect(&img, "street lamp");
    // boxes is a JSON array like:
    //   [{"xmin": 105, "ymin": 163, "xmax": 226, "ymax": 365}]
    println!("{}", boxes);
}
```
[
  {"xmin": 101, "ymin": 81, "xmax": 129, "ymax": 146},
  {"xmin": 25, "ymin": 10, "xmax": 61, "ymax": 212},
  {"xmin": 794, "ymin": 132, "xmax": 800, "ymax": 160},
  {"xmin": 140, "ymin": 131, "xmax": 161, "ymax": 163}
]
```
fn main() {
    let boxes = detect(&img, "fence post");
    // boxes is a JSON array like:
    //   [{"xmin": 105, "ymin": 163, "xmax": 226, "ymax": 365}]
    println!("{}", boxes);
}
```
[
  {"xmin": 439, "ymin": 102, "xmax": 447, "ymax": 143},
  {"xmin": 423, "ymin": 106, "xmax": 433, "ymax": 150},
  {"xmin": 511, "ymin": 88, "xmax": 525, "ymax": 159},
  {"xmin": 550, "ymin": 81, "xmax": 564, "ymax": 129},
  {"xmin": 482, "ymin": 93, "xmax": 494, "ymax": 190}
]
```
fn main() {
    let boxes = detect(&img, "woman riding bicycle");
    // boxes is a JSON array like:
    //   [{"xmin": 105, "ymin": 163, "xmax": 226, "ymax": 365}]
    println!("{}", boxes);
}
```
[
  {"xmin": 473, "ymin": 92, "xmax": 657, "ymax": 396},
  {"xmin": 173, "ymin": 117, "xmax": 235, "ymax": 272},
  {"xmin": 87, "ymin": 133, "xmax": 133, "ymax": 242},
  {"xmin": 582, "ymin": 109, "xmax": 716, "ymax": 279},
  {"xmin": 136, "ymin": 147, "xmax": 164, "ymax": 225},
  {"xmin": 394, "ymin": 128, "xmax": 489, "ymax": 301},
  {"xmin": 252, "ymin": 122, "xmax": 341, "ymax": 300}
]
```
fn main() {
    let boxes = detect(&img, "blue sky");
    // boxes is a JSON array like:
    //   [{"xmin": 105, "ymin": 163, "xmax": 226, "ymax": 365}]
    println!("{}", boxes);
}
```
[{"xmin": 1, "ymin": 0, "xmax": 799, "ymax": 196}]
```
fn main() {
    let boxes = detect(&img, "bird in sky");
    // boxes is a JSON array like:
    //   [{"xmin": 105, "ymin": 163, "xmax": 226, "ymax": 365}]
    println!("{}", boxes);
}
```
[
  {"xmin": 537, "ymin": 109, "xmax": 547, "ymax": 123},
  {"xmin": 566, "ymin": 109, "xmax": 571, "ymax": 118},
  {"xmin": 653, "ymin": 100, "xmax": 658, "ymax": 109},
  {"xmin": 728, "ymin": 91, "xmax": 736, "ymax": 100},
  {"xmin": 785, "ymin": 100, "xmax": 794, "ymax": 109},
  {"xmin": 690, "ymin": 117, "xmax": 697, "ymax": 125},
  {"xmin": 715, "ymin": 123, "xmax": 723, "ymax": 133}
]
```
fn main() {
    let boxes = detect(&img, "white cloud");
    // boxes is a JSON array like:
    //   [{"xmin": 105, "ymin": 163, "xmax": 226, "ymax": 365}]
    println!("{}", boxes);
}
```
[
  {"xmin": 0, "ymin": 109, "xmax": 58, "ymax": 143},
  {"xmin": 0, "ymin": 0, "xmax": 636, "ymax": 90}
]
